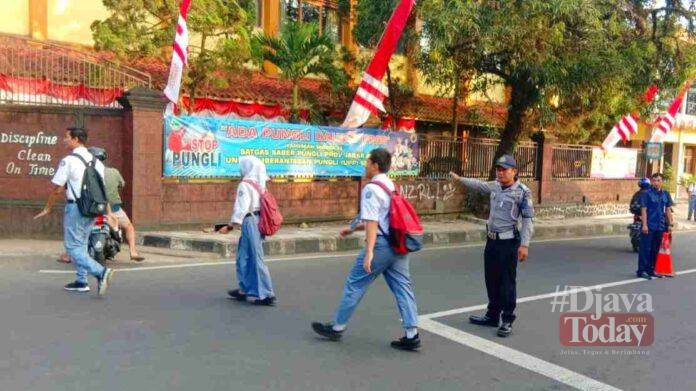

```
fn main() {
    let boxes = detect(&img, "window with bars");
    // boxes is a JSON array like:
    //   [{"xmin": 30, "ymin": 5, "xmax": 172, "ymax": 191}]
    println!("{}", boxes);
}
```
[
  {"xmin": 281, "ymin": 0, "xmax": 341, "ymax": 43},
  {"xmin": 685, "ymin": 86, "xmax": 696, "ymax": 116}
]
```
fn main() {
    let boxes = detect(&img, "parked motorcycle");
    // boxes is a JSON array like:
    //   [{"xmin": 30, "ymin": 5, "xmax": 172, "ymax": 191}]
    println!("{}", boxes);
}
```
[
  {"xmin": 628, "ymin": 215, "xmax": 641, "ymax": 253},
  {"xmin": 88, "ymin": 215, "xmax": 122, "ymax": 265}
]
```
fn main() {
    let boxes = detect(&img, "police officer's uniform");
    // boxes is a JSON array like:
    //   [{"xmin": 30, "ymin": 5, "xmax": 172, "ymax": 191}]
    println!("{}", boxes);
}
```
[{"xmin": 456, "ymin": 155, "xmax": 534, "ymax": 336}]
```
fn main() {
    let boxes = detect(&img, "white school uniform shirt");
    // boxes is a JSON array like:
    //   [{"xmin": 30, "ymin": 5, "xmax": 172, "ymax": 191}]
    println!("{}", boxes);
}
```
[
  {"xmin": 51, "ymin": 146, "xmax": 105, "ymax": 201},
  {"xmin": 361, "ymin": 173, "xmax": 394, "ymax": 235},
  {"xmin": 230, "ymin": 180, "xmax": 262, "ymax": 225}
]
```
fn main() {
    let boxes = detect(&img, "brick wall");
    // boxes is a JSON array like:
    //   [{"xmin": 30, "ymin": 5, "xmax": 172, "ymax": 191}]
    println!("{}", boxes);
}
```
[
  {"xmin": 0, "ymin": 105, "xmax": 124, "ymax": 237},
  {"xmin": 160, "ymin": 180, "xmax": 361, "ymax": 226}
]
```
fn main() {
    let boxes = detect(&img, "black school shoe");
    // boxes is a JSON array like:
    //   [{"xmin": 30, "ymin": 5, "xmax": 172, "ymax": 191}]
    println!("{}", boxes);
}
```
[
  {"xmin": 64, "ymin": 281, "xmax": 90, "ymax": 292},
  {"xmin": 497, "ymin": 322, "xmax": 513, "ymax": 337},
  {"xmin": 250, "ymin": 297, "xmax": 276, "ymax": 306},
  {"xmin": 227, "ymin": 289, "xmax": 247, "ymax": 301},
  {"xmin": 391, "ymin": 334, "xmax": 421, "ymax": 351},
  {"xmin": 311, "ymin": 322, "xmax": 343, "ymax": 341},
  {"xmin": 469, "ymin": 314, "xmax": 500, "ymax": 327}
]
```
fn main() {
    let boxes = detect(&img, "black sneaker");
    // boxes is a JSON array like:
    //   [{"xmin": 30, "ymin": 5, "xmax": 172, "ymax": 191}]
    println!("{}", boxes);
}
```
[
  {"xmin": 250, "ymin": 297, "xmax": 276, "ymax": 306},
  {"xmin": 64, "ymin": 281, "xmax": 90, "ymax": 292},
  {"xmin": 637, "ymin": 272, "xmax": 652, "ymax": 280},
  {"xmin": 648, "ymin": 273, "xmax": 663, "ymax": 279},
  {"xmin": 227, "ymin": 289, "xmax": 247, "ymax": 301},
  {"xmin": 497, "ymin": 322, "xmax": 513, "ymax": 337},
  {"xmin": 469, "ymin": 314, "xmax": 500, "ymax": 327},
  {"xmin": 391, "ymin": 334, "xmax": 421, "ymax": 351},
  {"xmin": 98, "ymin": 268, "xmax": 114, "ymax": 296},
  {"xmin": 311, "ymin": 322, "xmax": 343, "ymax": 341}
]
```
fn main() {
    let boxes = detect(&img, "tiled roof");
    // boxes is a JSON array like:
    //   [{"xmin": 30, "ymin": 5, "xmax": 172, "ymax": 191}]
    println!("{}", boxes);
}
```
[{"xmin": 1, "ymin": 33, "xmax": 507, "ymax": 127}]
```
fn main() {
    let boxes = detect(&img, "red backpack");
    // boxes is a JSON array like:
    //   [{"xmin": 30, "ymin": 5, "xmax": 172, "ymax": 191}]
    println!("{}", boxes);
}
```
[
  {"xmin": 242, "ymin": 180, "xmax": 283, "ymax": 236},
  {"xmin": 370, "ymin": 181, "xmax": 424, "ymax": 254}
]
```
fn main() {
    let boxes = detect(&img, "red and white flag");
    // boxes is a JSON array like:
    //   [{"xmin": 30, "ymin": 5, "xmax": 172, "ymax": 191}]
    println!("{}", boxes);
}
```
[
  {"xmin": 342, "ymin": 0, "xmax": 416, "ymax": 128},
  {"xmin": 163, "ymin": 0, "xmax": 192, "ymax": 113},
  {"xmin": 649, "ymin": 84, "xmax": 691, "ymax": 143},
  {"xmin": 601, "ymin": 114, "xmax": 640, "ymax": 151},
  {"xmin": 601, "ymin": 85, "xmax": 659, "ymax": 151}
]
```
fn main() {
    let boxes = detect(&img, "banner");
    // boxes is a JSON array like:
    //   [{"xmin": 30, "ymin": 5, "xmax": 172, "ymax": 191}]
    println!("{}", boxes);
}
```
[
  {"xmin": 590, "ymin": 147, "xmax": 638, "ymax": 179},
  {"xmin": 163, "ymin": 115, "xmax": 420, "ymax": 177}
]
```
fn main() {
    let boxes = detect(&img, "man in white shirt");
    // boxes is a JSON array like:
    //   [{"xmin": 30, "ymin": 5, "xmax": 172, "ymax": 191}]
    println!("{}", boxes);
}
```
[
  {"xmin": 34, "ymin": 126, "xmax": 114, "ymax": 295},
  {"xmin": 312, "ymin": 148, "xmax": 421, "ymax": 351}
]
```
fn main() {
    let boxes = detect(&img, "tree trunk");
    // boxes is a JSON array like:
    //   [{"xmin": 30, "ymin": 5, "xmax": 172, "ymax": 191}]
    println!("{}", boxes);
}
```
[
  {"xmin": 451, "ymin": 74, "xmax": 461, "ymax": 140},
  {"xmin": 488, "ymin": 81, "xmax": 531, "ymax": 179},
  {"xmin": 386, "ymin": 66, "xmax": 397, "ymax": 131},
  {"xmin": 291, "ymin": 82, "xmax": 300, "ymax": 123}
]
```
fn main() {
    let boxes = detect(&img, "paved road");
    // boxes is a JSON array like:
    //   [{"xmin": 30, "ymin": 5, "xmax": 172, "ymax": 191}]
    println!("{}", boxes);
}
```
[{"xmin": 2, "ymin": 232, "xmax": 696, "ymax": 391}]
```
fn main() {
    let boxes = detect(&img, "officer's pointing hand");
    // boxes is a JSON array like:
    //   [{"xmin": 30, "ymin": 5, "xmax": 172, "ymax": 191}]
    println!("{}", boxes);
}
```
[
  {"xmin": 518, "ymin": 246, "xmax": 528, "ymax": 262},
  {"xmin": 449, "ymin": 171, "xmax": 460, "ymax": 182}
]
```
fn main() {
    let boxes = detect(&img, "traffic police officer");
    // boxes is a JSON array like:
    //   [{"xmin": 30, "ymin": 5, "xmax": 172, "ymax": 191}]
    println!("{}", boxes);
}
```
[{"xmin": 449, "ymin": 154, "xmax": 534, "ymax": 337}]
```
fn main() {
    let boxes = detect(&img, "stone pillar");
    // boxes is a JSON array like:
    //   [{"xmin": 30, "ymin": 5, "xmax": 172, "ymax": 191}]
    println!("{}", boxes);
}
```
[
  {"xmin": 117, "ymin": 88, "xmax": 168, "ymax": 228},
  {"xmin": 262, "ymin": 0, "xmax": 281, "ymax": 75},
  {"xmin": 29, "ymin": 0, "xmax": 48, "ymax": 40},
  {"xmin": 536, "ymin": 132, "xmax": 556, "ymax": 205}
]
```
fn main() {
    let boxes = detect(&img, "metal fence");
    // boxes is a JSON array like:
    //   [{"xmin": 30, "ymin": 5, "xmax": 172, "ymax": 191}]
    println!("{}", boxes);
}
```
[
  {"xmin": 418, "ymin": 137, "xmax": 538, "ymax": 179},
  {"xmin": 0, "ymin": 34, "xmax": 151, "ymax": 108},
  {"xmin": 551, "ymin": 144, "xmax": 593, "ymax": 179}
]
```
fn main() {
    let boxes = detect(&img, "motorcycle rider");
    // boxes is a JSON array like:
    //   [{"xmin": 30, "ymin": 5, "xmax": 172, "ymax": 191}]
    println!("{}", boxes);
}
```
[
  {"xmin": 627, "ymin": 178, "xmax": 651, "ymax": 252},
  {"xmin": 88, "ymin": 147, "xmax": 145, "ymax": 262},
  {"xmin": 630, "ymin": 178, "xmax": 651, "ymax": 217}
]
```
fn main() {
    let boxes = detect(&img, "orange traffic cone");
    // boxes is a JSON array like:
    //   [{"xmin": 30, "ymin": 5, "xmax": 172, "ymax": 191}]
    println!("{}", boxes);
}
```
[{"xmin": 654, "ymin": 232, "xmax": 675, "ymax": 277}]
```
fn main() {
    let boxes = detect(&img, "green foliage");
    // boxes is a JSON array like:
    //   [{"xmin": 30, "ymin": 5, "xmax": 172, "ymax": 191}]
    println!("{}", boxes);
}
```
[
  {"xmin": 253, "ymin": 22, "xmax": 349, "ymax": 122},
  {"xmin": 92, "ymin": 0, "xmax": 257, "ymax": 105},
  {"xmin": 417, "ymin": 0, "xmax": 696, "ymax": 154}
]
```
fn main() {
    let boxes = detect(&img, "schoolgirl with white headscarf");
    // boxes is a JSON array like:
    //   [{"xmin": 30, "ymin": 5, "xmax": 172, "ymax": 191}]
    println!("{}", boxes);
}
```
[{"xmin": 222, "ymin": 156, "xmax": 276, "ymax": 306}]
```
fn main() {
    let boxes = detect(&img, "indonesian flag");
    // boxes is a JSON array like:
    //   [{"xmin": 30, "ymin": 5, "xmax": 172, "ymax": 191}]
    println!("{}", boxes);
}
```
[
  {"xmin": 601, "ymin": 114, "xmax": 640, "ymax": 151},
  {"xmin": 163, "ymin": 0, "xmax": 191, "ymax": 112},
  {"xmin": 601, "ymin": 85, "xmax": 659, "ymax": 151},
  {"xmin": 649, "ymin": 84, "xmax": 691, "ymax": 143},
  {"xmin": 342, "ymin": 0, "xmax": 416, "ymax": 128}
]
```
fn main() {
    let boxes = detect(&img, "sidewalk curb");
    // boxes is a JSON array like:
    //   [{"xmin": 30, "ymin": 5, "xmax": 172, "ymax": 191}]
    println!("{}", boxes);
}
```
[{"xmin": 138, "ymin": 222, "xmax": 696, "ymax": 259}]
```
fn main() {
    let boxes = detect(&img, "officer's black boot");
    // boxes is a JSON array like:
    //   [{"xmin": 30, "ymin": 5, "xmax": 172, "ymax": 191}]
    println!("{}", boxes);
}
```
[
  {"xmin": 469, "ymin": 313, "xmax": 500, "ymax": 327},
  {"xmin": 497, "ymin": 322, "xmax": 513, "ymax": 337}
]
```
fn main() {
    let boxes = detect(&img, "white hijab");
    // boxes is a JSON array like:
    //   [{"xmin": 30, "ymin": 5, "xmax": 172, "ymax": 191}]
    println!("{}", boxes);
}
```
[{"xmin": 239, "ymin": 156, "xmax": 269, "ymax": 191}]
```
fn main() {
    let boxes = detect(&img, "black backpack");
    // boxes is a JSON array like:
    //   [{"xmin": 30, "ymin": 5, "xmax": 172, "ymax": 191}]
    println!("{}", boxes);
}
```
[{"xmin": 67, "ymin": 153, "xmax": 108, "ymax": 217}]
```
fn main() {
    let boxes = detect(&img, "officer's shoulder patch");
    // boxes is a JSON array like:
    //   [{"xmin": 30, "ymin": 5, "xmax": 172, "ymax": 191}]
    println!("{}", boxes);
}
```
[{"xmin": 365, "ymin": 190, "xmax": 373, "ymax": 199}]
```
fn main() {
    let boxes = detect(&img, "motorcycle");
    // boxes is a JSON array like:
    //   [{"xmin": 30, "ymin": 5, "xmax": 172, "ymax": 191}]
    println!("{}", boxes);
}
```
[
  {"xmin": 88, "ymin": 215, "xmax": 122, "ymax": 265},
  {"xmin": 627, "ymin": 215, "xmax": 641, "ymax": 253}
]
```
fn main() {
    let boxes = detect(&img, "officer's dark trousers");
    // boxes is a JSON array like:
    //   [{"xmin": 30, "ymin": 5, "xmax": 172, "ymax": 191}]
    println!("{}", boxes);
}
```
[
  {"xmin": 484, "ymin": 237, "xmax": 519, "ymax": 324},
  {"xmin": 637, "ymin": 230, "xmax": 663, "ymax": 275}
]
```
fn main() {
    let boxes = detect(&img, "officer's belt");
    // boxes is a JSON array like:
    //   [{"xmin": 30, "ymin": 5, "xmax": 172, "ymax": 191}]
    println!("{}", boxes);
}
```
[{"xmin": 487, "ymin": 230, "xmax": 516, "ymax": 240}]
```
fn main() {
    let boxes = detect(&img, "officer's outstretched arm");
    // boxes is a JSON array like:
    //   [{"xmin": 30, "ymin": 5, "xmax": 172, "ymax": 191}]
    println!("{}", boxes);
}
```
[{"xmin": 450, "ymin": 173, "xmax": 493, "ymax": 195}]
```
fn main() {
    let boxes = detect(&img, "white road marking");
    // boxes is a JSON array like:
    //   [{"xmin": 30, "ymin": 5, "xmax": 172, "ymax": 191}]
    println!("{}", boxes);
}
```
[
  {"xmin": 419, "ymin": 318, "xmax": 622, "ymax": 391},
  {"xmin": 420, "ymin": 267, "xmax": 696, "ymax": 320},
  {"xmin": 37, "ymin": 234, "xmax": 630, "ymax": 274}
]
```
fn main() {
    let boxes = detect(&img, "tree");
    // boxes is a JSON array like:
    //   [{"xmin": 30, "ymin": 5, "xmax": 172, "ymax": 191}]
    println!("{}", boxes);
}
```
[
  {"xmin": 253, "ymin": 22, "xmax": 348, "ymax": 123},
  {"xmin": 418, "ymin": 1, "xmax": 477, "ymax": 138},
  {"xmin": 418, "ymin": 0, "xmax": 696, "ymax": 177},
  {"xmin": 92, "ymin": 0, "xmax": 255, "ymax": 109}
]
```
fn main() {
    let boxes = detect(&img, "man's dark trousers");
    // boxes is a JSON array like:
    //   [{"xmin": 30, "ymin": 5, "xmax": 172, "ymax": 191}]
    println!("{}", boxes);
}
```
[
  {"xmin": 638, "ymin": 230, "xmax": 663, "ymax": 275},
  {"xmin": 484, "ymin": 237, "xmax": 519, "ymax": 323}
]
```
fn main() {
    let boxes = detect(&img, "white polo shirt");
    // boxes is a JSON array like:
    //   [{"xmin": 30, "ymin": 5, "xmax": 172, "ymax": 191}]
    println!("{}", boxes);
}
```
[
  {"xmin": 230, "ymin": 181, "xmax": 262, "ymax": 225},
  {"xmin": 360, "ymin": 173, "xmax": 395, "ymax": 234},
  {"xmin": 51, "ymin": 146, "xmax": 105, "ymax": 201}
]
